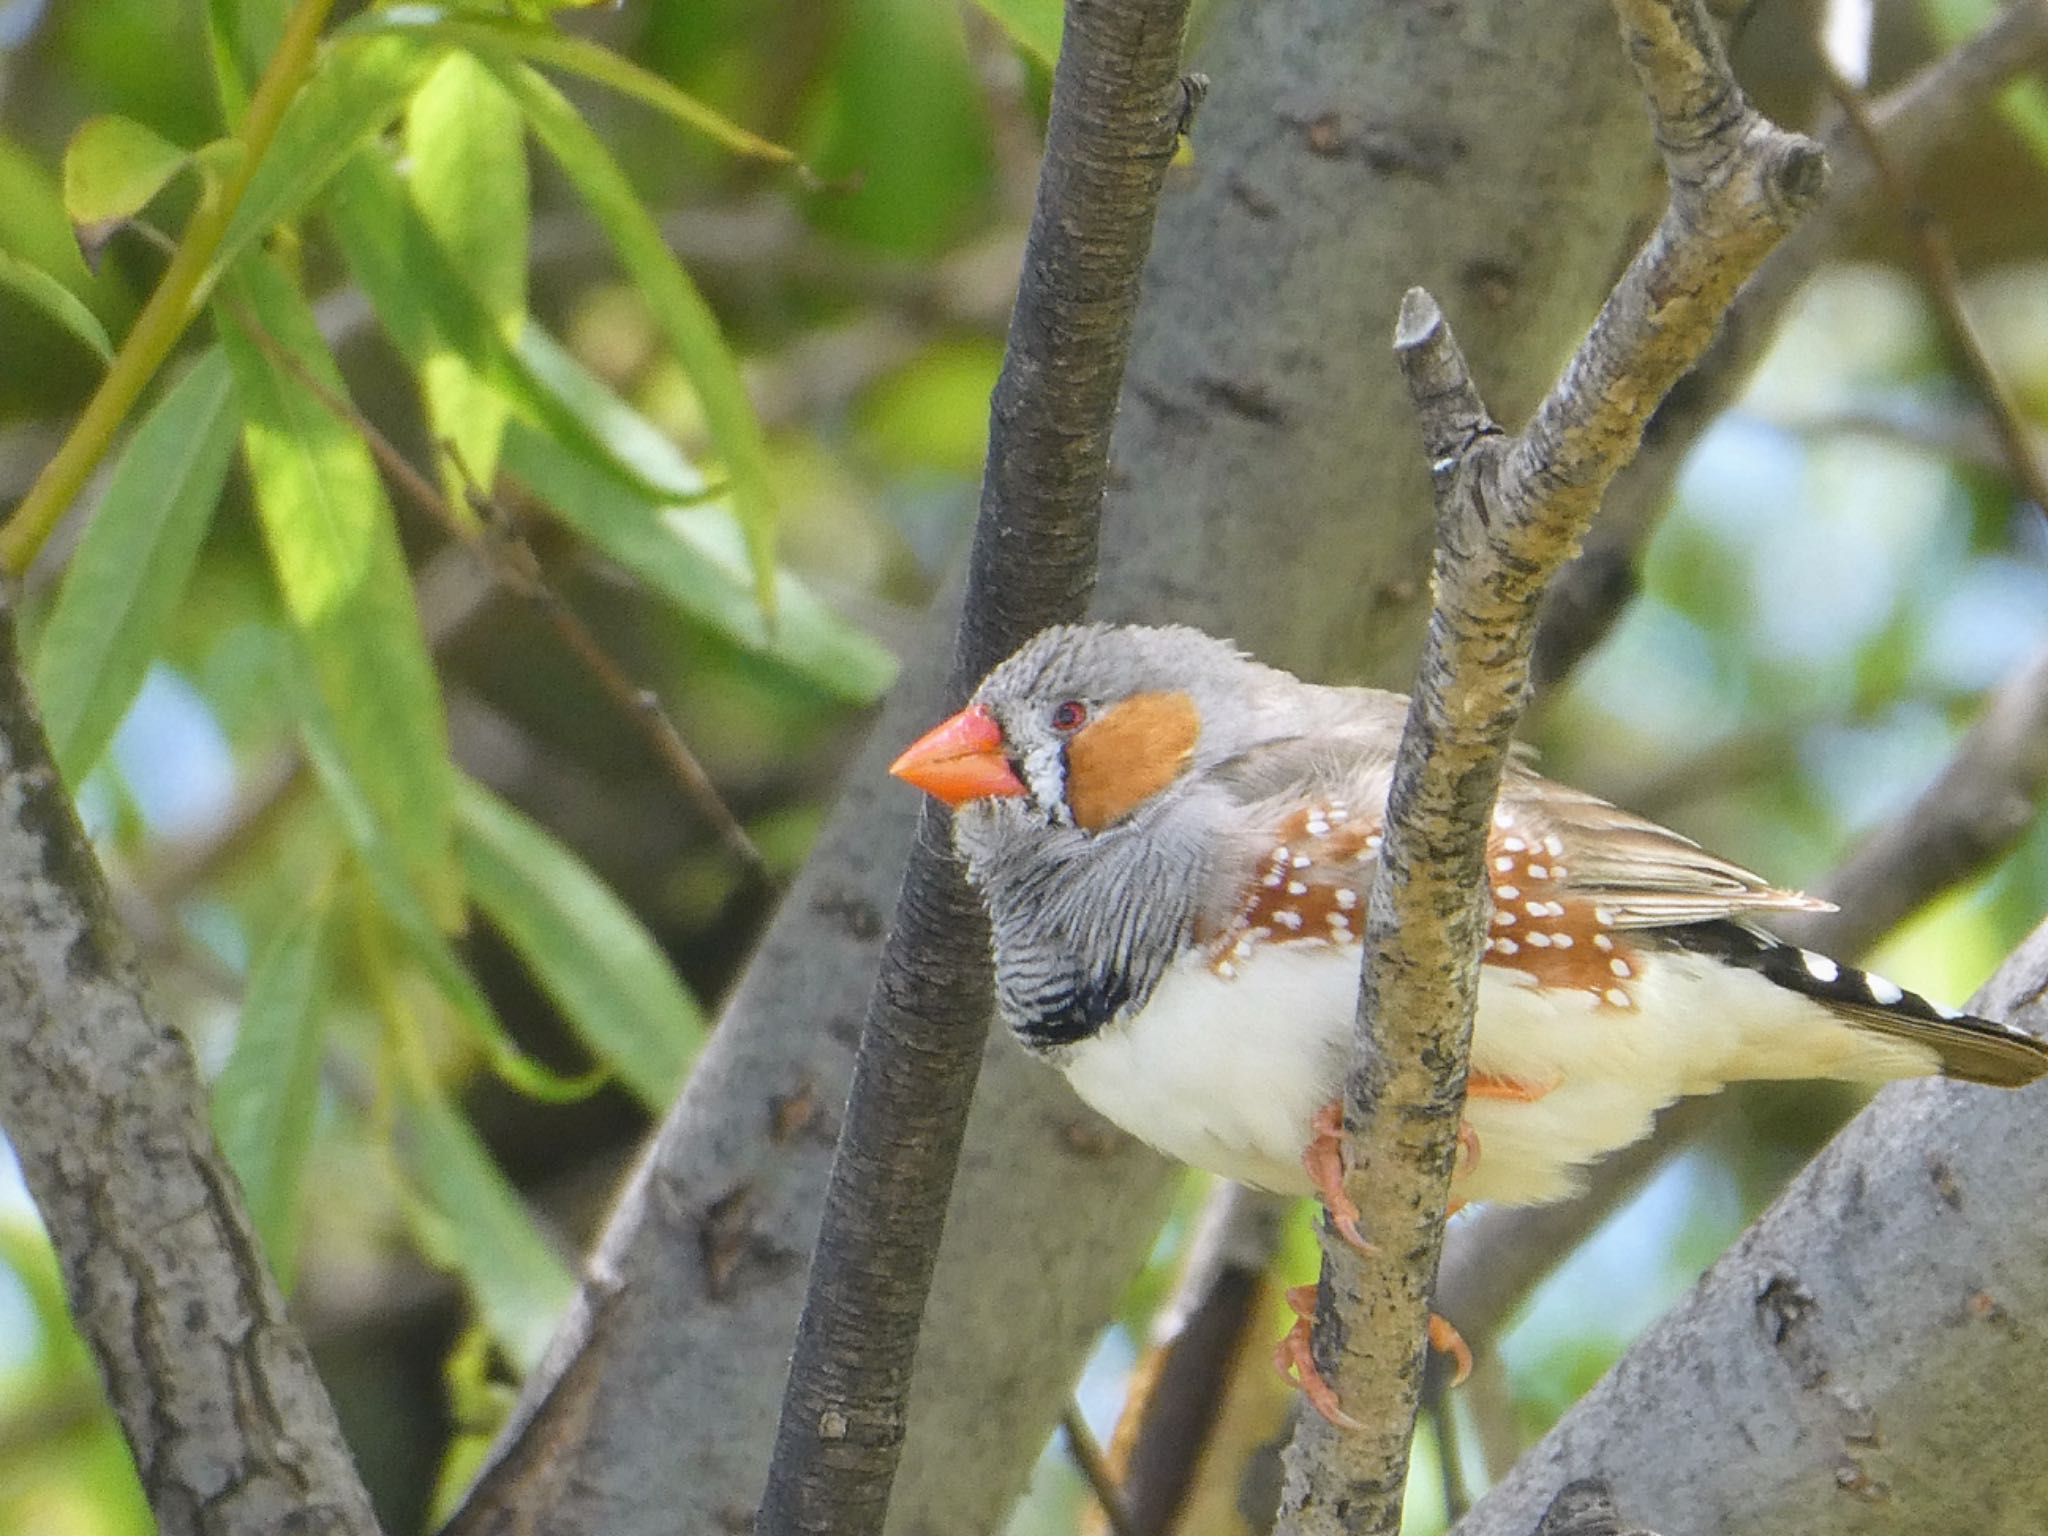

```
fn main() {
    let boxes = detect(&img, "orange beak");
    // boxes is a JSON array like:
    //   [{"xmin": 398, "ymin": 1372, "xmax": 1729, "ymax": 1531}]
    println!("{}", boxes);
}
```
[{"xmin": 889, "ymin": 703, "xmax": 1028, "ymax": 807}]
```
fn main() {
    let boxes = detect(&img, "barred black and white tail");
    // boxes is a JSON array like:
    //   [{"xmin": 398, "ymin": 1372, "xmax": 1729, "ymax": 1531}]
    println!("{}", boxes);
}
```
[{"xmin": 1662, "ymin": 922, "xmax": 2048, "ymax": 1087}]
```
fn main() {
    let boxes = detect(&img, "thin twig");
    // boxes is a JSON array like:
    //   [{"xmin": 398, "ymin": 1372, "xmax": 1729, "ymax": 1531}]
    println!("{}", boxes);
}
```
[
  {"xmin": 219, "ymin": 298, "xmax": 772, "ymax": 883},
  {"xmin": 752, "ymin": 0, "xmax": 1196, "ymax": 1529},
  {"xmin": 1272, "ymin": 1, "xmax": 1827, "ymax": 1530},
  {"xmin": 1820, "ymin": 62, "xmax": 2048, "ymax": 519},
  {"xmin": 1532, "ymin": 0, "xmax": 2048, "ymax": 693},
  {"xmin": 1109, "ymin": 1182, "xmax": 1293, "ymax": 1535},
  {"xmin": 1063, "ymin": 1406, "xmax": 1143, "ymax": 1536}
]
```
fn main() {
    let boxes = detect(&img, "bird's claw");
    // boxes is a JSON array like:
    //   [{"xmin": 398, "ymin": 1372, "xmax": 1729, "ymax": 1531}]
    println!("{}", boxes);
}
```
[{"xmin": 1304, "ymin": 1101, "xmax": 1376, "ymax": 1258}]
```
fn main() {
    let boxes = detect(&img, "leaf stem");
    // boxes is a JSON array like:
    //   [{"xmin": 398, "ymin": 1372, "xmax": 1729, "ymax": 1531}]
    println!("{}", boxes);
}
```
[{"xmin": 0, "ymin": 0, "xmax": 338, "ymax": 576}]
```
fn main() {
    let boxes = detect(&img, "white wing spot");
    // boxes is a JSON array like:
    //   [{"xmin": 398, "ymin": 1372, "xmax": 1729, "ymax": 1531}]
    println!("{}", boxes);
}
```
[
  {"xmin": 1865, "ymin": 973, "xmax": 1905, "ymax": 1006},
  {"xmin": 1800, "ymin": 951, "xmax": 1840, "ymax": 984},
  {"xmin": 1305, "ymin": 816, "xmax": 1331, "ymax": 837},
  {"xmin": 1552, "ymin": 934, "xmax": 1573, "ymax": 949},
  {"xmin": 1609, "ymin": 957, "xmax": 1631, "ymax": 978},
  {"xmin": 1525, "ymin": 901, "xmax": 1548, "ymax": 918},
  {"xmin": 1262, "ymin": 873, "xmax": 1283, "ymax": 888},
  {"xmin": 1365, "ymin": 834, "xmax": 1384, "ymax": 851},
  {"xmin": 1497, "ymin": 885, "xmax": 1521, "ymax": 901},
  {"xmin": 1287, "ymin": 881, "xmax": 1308, "ymax": 895},
  {"xmin": 1542, "ymin": 835, "xmax": 1565, "ymax": 857},
  {"xmin": 1605, "ymin": 988, "xmax": 1633, "ymax": 1009},
  {"xmin": 1502, "ymin": 836, "xmax": 1527, "ymax": 852},
  {"xmin": 1335, "ymin": 888, "xmax": 1358, "ymax": 910},
  {"xmin": 1594, "ymin": 907, "xmax": 1617, "ymax": 927},
  {"xmin": 1494, "ymin": 910, "xmax": 1517, "ymax": 927},
  {"xmin": 1292, "ymin": 855, "xmax": 1312, "ymax": 870},
  {"xmin": 1494, "ymin": 938, "xmax": 1519, "ymax": 956},
  {"xmin": 1551, "ymin": 863, "xmax": 1568, "ymax": 878},
  {"xmin": 1528, "ymin": 864, "xmax": 1549, "ymax": 881},
  {"xmin": 1593, "ymin": 933, "xmax": 1614, "ymax": 951},
  {"xmin": 1526, "ymin": 932, "xmax": 1551, "ymax": 947},
  {"xmin": 1933, "ymin": 1002, "xmax": 1964, "ymax": 1021},
  {"xmin": 1216, "ymin": 961, "xmax": 1237, "ymax": 979},
  {"xmin": 1273, "ymin": 910, "xmax": 1304, "ymax": 931},
  {"xmin": 1495, "ymin": 856, "xmax": 1517, "ymax": 873}
]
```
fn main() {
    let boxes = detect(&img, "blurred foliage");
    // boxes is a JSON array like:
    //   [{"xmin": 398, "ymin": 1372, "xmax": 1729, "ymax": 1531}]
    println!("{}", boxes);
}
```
[{"xmin": 0, "ymin": 1, "xmax": 2044, "ymax": 1534}]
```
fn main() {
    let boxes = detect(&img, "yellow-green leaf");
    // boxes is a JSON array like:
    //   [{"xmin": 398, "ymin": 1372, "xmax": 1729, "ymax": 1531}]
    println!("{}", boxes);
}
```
[
  {"xmin": 217, "ymin": 253, "xmax": 459, "ymax": 924},
  {"xmin": 488, "ymin": 60, "xmax": 780, "ymax": 616},
  {"xmin": 972, "ymin": 0, "xmax": 1061, "ymax": 64},
  {"xmin": 456, "ymin": 778, "xmax": 703, "ymax": 1110},
  {"xmin": 393, "ymin": 1072, "xmax": 574, "ymax": 1372},
  {"xmin": 501, "ymin": 418, "xmax": 894, "ymax": 704},
  {"xmin": 212, "ymin": 884, "xmax": 334, "ymax": 1290},
  {"xmin": 324, "ymin": 148, "xmax": 678, "ymax": 510},
  {"xmin": 32, "ymin": 351, "xmax": 240, "ymax": 783},
  {"xmin": 62, "ymin": 115, "xmax": 195, "ymax": 258},
  {"xmin": 214, "ymin": 33, "xmax": 444, "ymax": 285},
  {"xmin": 292, "ymin": 677, "xmax": 605, "ymax": 1105},
  {"xmin": 0, "ymin": 250, "xmax": 114, "ymax": 363},
  {"xmin": 348, "ymin": 8, "xmax": 800, "ymax": 167},
  {"xmin": 405, "ymin": 51, "xmax": 528, "ymax": 514}
]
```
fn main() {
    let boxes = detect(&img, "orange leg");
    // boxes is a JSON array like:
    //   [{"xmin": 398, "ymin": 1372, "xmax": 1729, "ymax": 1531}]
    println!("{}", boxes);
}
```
[
  {"xmin": 1274, "ymin": 1285, "xmax": 1473, "ymax": 1426},
  {"xmin": 1303, "ymin": 1101, "xmax": 1375, "ymax": 1257},
  {"xmin": 1275, "ymin": 1284, "xmax": 1362, "ymax": 1430},
  {"xmin": 1429, "ymin": 1313, "xmax": 1474, "ymax": 1386}
]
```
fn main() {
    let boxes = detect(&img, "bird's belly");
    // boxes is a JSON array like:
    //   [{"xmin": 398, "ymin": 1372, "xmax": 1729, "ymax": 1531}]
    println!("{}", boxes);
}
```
[
  {"xmin": 1057, "ymin": 948, "xmax": 1356, "ymax": 1195},
  {"xmin": 1053, "ymin": 947, "xmax": 1846, "ymax": 1208}
]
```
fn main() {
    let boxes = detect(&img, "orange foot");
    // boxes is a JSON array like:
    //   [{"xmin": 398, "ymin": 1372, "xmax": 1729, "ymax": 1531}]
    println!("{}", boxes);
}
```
[
  {"xmin": 1303, "ymin": 1101, "xmax": 1374, "ymax": 1257},
  {"xmin": 1429, "ymin": 1312, "xmax": 1474, "ymax": 1386},
  {"xmin": 1275, "ymin": 1284, "xmax": 1362, "ymax": 1430},
  {"xmin": 1274, "ymin": 1284, "xmax": 1474, "ymax": 1426}
]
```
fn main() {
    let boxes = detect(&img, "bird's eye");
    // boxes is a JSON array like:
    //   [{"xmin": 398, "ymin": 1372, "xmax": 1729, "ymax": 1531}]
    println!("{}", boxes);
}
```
[{"xmin": 1050, "ymin": 700, "xmax": 1087, "ymax": 732}]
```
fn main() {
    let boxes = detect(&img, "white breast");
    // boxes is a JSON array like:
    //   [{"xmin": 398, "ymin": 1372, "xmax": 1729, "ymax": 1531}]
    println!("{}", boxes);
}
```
[{"xmin": 1054, "ymin": 945, "xmax": 1937, "ymax": 1207}]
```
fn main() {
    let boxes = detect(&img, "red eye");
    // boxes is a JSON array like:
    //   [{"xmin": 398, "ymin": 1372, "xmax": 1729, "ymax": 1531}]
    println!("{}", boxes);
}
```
[{"xmin": 1051, "ymin": 700, "xmax": 1087, "ymax": 732}]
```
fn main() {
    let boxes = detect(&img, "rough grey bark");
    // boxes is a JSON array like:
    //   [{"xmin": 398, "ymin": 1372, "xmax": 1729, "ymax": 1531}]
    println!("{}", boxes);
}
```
[
  {"xmin": 754, "ymin": 0, "xmax": 1196, "ymax": 1528},
  {"xmin": 0, "ymin": 605, "xmax": 383, "ymax": 1536},
  {"xmin": 1274, "ymin": 0, "xmax": 1826, "ymax": 1525},
  {"xmin": 444, "ymin": 0, "xmax": 1721, "ymax": 1531},
  {"xmin": 1455, "ymin": 915, "xmax": 2048, "ymax": 1536}
]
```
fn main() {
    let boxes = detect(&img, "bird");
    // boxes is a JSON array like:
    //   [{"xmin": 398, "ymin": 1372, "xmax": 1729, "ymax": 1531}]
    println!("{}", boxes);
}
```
[{"xmin": 888, "ymin": 622, "xmax": 2048, "ymax": 1422}]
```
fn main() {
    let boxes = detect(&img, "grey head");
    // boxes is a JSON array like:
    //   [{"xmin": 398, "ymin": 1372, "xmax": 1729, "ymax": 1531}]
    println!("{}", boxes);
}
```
[{"xmin": 939, "ymin": 623, "xmax": 1311, "ymax": 1051}]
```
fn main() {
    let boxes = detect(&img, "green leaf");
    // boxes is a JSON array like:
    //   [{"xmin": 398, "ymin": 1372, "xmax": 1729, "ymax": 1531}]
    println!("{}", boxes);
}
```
[
  {"xmin": 212, "ymin": 885, "xmax": 334, "ymax": 1289},
  {"xmin": 31, "ymin": 351, "xmax": 240, "ymax": 782},
  {"xmin": 405, "ymin": 51, "xmax": 528, "ymax": 513},
  {"xmin": 324, "ymin": 148, "xmax": 680, "ymax": 510},
  {"xmin": 393, "ymin": 1071, "xmax": 574, "ymax": 1372},
  {"xmin": 217, "ymin": 253, "xmax": 459, "ymax": 924},
  {"xmin": 0, "ymin": 251, "xmax": 114, "ymax": 362},
  {"xmin": 213, "ymin": 34, "xmax": 444, "ymax": 286},
  {"xmin": 62, "ymin": 115, "xmax": 196, "ymax": 257},
  {"xmin": 501, "ymin": 418, "xmax": 895, "ymax": 704},
  {"xmin": 349, "ymin": 8, "xmax": 801, "ymax": 168},
  {"xmin": 455, "ymin": 778, "xmax": 703, "ymax": 1109},
  {"xmin": 291, "ymin": 680, "xmax": 606, "ymax": 1105},
  {"xmin": 970, "ymin": 0, "xmax": 1061, "ymax": 65},
  {"xmin": 487, "ymin": 60, "xmax": 780, "ymax": 615}
]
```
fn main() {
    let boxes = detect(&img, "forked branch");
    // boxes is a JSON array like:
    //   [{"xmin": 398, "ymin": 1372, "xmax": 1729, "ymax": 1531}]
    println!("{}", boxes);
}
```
[{"xmin": 1272, "ymin": 2, "xmax": 1827, "ymax": 1532}]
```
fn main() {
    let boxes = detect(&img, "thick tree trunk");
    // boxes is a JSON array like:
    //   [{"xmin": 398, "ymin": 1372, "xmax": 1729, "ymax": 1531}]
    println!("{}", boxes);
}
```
[{"xmin": 448, "ymin": 2, "xmax": 1685, "ymax": 1531}]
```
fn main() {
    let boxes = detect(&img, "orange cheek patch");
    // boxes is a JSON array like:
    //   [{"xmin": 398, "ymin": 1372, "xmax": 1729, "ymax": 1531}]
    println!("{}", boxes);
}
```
[{"xmin": 1065, "ymin": 691, "xmax": 1201, "ymax": 832}]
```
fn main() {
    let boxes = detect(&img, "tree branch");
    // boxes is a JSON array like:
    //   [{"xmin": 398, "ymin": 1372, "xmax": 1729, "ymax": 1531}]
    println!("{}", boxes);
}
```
[
  {"xmin": 1274, "ymin": 4, "xmax": 1826, "ymax": 1530},
  {"xmin": 1532, "ymin": 0, "xmax": 2048, "ymax": 692},
  {"xmin": 0, "ymin": 605, "xmax": 382, "ymax": 1536},
  {"xmin": 752, "ymin": 2, "xmax": 1195, "ymax": 1531}
]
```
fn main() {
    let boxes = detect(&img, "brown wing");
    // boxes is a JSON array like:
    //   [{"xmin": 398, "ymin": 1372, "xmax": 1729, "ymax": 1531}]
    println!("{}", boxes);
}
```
[{"xmin": 1497, "ymin": 771, "xmax": 1835, "ymax": 929}]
